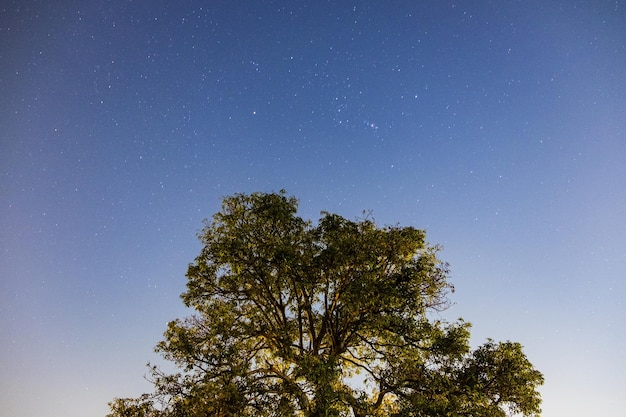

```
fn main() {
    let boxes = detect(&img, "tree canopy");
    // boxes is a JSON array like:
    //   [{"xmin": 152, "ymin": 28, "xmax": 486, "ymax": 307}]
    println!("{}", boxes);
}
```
[{"xmin": 108, "ymin": 191, "xmax": 543, "ymax": 417}]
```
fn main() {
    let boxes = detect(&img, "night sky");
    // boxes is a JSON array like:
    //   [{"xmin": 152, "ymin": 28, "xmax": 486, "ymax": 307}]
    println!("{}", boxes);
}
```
[{"xmin": 1, "ymin": 1, "xmax": 625, "ymax": 416}]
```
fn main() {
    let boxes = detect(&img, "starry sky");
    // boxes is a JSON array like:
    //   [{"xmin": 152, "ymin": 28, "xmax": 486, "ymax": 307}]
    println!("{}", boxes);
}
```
[{"xmin": 1, "ymin": 1, "xmax": 625, "ymax": 416}]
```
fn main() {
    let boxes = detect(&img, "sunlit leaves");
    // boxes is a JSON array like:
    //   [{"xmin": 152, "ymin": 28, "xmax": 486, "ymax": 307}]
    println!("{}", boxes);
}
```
[{"xmin": 108, "ymin": 191, "xmax": 543, "ymax": 417}]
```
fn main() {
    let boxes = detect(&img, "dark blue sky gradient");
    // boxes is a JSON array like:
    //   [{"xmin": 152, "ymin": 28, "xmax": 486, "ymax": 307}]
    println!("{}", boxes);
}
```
[{"xmin": 2, "ymin": 1, "xmax": 625, "ymax": 416}]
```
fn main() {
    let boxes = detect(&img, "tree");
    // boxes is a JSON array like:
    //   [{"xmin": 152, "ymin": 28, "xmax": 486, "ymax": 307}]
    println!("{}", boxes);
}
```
[{"xmin": 108, "ymin": 191, "xmax": 543, "ymax": 417}]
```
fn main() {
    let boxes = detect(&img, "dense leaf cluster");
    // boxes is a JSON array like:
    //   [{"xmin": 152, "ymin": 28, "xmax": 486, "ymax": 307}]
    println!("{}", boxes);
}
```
[{"xmin": 108, "ymin": 191, "xmax": 543, "ymax": 417}]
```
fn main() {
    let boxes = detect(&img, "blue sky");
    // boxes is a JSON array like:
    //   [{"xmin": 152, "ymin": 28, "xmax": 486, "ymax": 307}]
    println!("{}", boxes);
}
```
[{"xmin": 1, "ymin": 1, "xmax": 625, "ymax": 416}]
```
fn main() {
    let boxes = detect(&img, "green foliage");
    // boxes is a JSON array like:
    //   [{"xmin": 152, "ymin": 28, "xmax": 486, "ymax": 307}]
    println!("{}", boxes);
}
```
[{"xmin": 107, "ymin": 191, "xmax": 543, "ymax": 417}]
